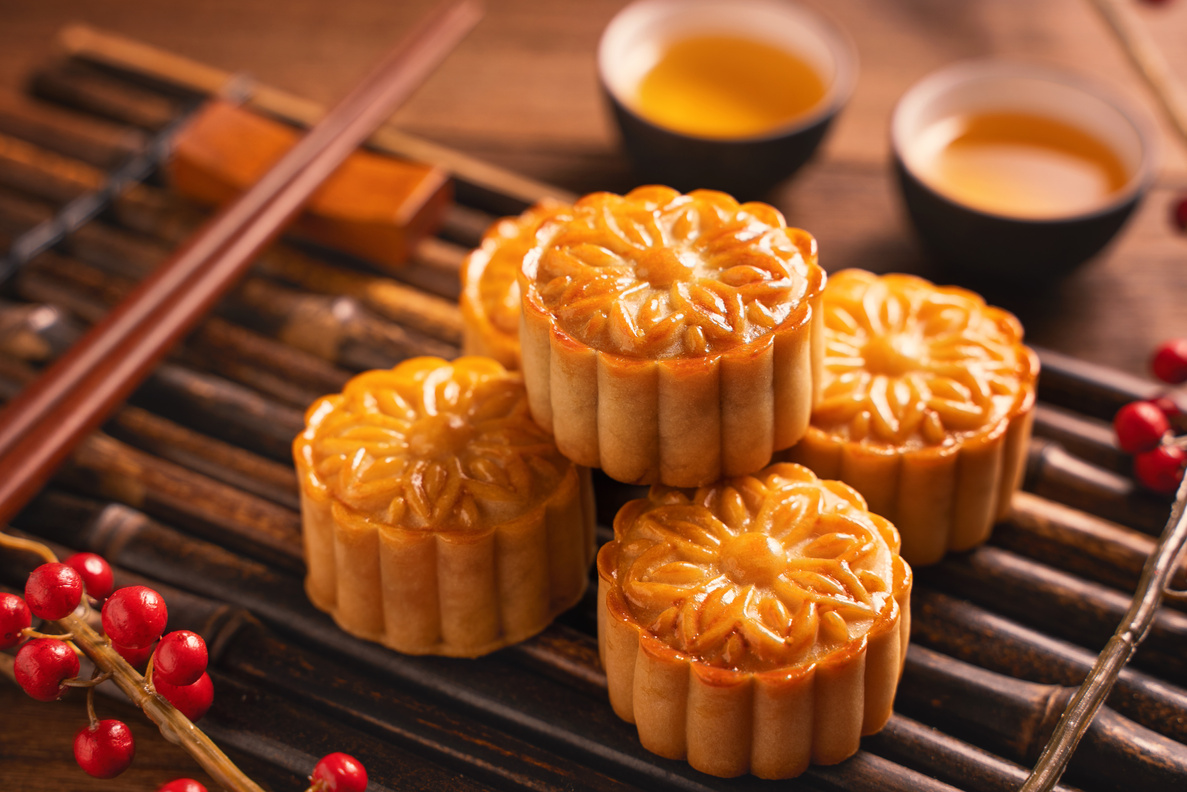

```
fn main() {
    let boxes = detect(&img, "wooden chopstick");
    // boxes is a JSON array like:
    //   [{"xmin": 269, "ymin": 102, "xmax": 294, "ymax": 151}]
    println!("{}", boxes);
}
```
[{"xmin": 0, "ymin": 0, "xmax": 482, "ymax": 527}]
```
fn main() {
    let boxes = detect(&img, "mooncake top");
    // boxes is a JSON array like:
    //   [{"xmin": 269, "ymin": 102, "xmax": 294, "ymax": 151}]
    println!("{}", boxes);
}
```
[
  {"xmin": 521, "ymin": 186, "xmax": 823, "ymax": 359},
  {"xmin": 296, "ymin": 356, "xmax": 568, "ymax": 531},
  {"xmin": 812, "ymin": 269, "xmax": 1037, "ymax": 449},
  {"xmin": 606, "ymin": 463, "xmax": 904, "ymax": 673}
]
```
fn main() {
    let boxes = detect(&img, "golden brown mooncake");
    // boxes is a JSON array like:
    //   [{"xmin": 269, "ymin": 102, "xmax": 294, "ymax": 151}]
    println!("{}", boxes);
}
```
[
  {"xmin": 783, "ymin": 269, "xmax": 1038, "ymax": 566},
  {"xmin": 460, "ymin": 199, "xmax": 573, "ymax": 369},
  {"xmin": 294, "ymin": 356, "xmax": 596, "ymax": 658},
  {"xmin": 518, "ymin": 185, "xmax": 826, "ymax": 488},
  {"xmin": 598, "ymin": 462, "xmax": 911, "ymax": 779}
]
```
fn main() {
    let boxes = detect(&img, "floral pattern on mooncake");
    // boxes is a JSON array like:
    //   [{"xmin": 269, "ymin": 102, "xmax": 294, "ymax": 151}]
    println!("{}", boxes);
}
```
[
  {"xmin": 527, "ymin": 185, "xmax": 817, "ymax": 358},
  {"xmin": 599, "ymin": 463, "xmax": 911, "ymax": 779},
  {"xmin": 295, "ymin": 357, "xmax": 595, "ymax": 657},
  {"xmin": 812, "ymin": 269, "xmax": 1033, "ymax": 448},
  {"xmin": 784, "ymin": 270, "xmax": 1038, "ymax": 566},
  {"xmin": 517, "ymin": 186, "xmax": 826, "ymax": 487}
]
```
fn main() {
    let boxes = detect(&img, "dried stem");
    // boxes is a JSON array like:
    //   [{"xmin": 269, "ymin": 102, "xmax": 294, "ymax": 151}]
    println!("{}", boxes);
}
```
[
  {"xmin": 0, "ymin": 529, "xmax": 265, "ymax": 792},
  {"xmin": 1021, "ymin": 474, "xmax": 1187, "ymax": 791}
]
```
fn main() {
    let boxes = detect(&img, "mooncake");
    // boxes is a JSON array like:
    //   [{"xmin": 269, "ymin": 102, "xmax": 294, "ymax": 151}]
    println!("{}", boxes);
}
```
[
  {"xmin": 294, "ymin": 356, "xmax": 596, "ymax": 657},
  {"xmin": 460, "ymin": 199, "xmax": 572, "ymax": 369},
  {"xmin": 518, "ymin": 185, "xmax": 825, "ymax": 487},
  {"xmin": 783, "ymin": 269, "xmax": 1038, "ymax": 565},
  {"xmin": 598, "ymin": 462, "xmax": 911, "ymax": 779}
]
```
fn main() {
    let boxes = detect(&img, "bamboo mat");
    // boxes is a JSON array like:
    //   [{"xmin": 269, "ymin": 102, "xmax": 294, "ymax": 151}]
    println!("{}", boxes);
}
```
[{"xmin": 1, "ymin": 26, "xmax": 1186, "ymax": 792}]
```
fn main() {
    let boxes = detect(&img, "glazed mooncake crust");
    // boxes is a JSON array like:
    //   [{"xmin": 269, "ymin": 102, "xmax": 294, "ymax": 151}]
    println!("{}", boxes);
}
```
[
  {"xmin": 783, "ymin": 269, "xmax": 1038, "ymax": 566},
  {"xmin": 518, "ymin": 185, "xmax": 825, "ymax": 487},
  {"xmin": 294, "ymin": 356, "xmax": 596, "ymax": 657},
  {"xmin": 460, "ymin": 199, "xmax": 572, "ymax": 369},
  {"xmin": 597, "ymin": 463, "xmax": 911, "ymax": 779}
]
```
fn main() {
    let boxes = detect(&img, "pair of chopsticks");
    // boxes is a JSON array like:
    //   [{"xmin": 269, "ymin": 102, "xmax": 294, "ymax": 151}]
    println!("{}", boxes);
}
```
[{"xmin": 0, "ymin": 0, "xmax": 482, "ymax": 526}]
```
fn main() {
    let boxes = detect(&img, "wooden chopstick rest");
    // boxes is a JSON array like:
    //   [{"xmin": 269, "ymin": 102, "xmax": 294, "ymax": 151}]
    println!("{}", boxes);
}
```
[{"xmin": 168, "ymin": 100, "xmax": 452, "ymax": 271}]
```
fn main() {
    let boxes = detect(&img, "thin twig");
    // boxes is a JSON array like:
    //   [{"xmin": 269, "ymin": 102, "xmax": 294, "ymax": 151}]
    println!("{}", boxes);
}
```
[{"xmin": 1021, "ymin": 474, "xmax": 1187, "ymax": 791}]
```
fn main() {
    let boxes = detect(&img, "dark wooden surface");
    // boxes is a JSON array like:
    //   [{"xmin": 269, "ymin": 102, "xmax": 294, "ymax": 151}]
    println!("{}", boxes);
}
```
[{"xmin": 1, "ymin": 1, "xmax": 1187, "ymax": 790}]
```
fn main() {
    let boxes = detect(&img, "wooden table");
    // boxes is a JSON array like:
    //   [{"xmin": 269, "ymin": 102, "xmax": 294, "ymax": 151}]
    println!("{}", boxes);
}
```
[{"xmin": 1, "ymin": 1, "xmax": 1186, "ymax": 790}]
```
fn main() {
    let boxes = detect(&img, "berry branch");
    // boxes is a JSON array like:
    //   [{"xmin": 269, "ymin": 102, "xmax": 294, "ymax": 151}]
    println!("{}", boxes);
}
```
[{"xmin": 0, "ymin": 528, "xmax": 265, "ymax": 792}]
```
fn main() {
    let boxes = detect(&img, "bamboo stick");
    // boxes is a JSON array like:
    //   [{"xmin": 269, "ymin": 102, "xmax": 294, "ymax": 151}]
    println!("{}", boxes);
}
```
[
  {"xmin": 1004, "ymin": 490, "xmax": 1187, "ymax": 597},
  {"xmin": 0, "ymin": 299, "xmax": 80, "ymax": 363},
  {"xmin": 0, "ymin": 182, "xmax": 465, "ymax": 348},
  {"xmin": 1026, "ymin": 438, "xmax": 1174, "ymax": 535},
  {"xmin": 0, "ymin": 349, "xmax": 298, "ymax": 509},
  {"xmin": 921, "ymin": 544, "xmax": 1187, "ymax": 681},
  {"xmin": 1034, "ymin": 346, "xmax": 1182, "ymax": 422},
  {"xmin": 0, "ymin": 89, "xmax": 145, "ymax": 169},
  {"xmin": 911, "ymin": 586, "xmax": 1187, "ymax": 746},
  {"xmin": 8, "ymin": 255, "xmax": 348, "ymax": 409}
]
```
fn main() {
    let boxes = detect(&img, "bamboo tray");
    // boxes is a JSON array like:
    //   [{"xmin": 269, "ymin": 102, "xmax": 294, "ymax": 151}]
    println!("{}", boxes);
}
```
[{"xmin": 2, "ymin": 25, "xmax": 1186, "ymax": 792}]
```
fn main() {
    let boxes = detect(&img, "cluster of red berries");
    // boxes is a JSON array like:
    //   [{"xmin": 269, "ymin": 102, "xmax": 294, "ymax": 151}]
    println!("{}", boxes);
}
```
[
  {"xmin": 3, "ymin": 548, "xmax": 367, "ymax": 791},
  {"xmin": 2, "ymin": 552, "xmax": 212, "ymax": 778},
  {"xmin": 1113, "ymin": 339, "xmax": 1187, "ymax": 494}
]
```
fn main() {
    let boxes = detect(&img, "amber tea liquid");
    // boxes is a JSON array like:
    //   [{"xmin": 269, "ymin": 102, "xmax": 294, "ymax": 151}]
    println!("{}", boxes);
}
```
[
  {"xmin": 633, "ymin": 34, "xmax": 827, "ymax": 139},
  {"xmin": 913, "ymin": 111, "xmax": 1129, "ymax": 218}
]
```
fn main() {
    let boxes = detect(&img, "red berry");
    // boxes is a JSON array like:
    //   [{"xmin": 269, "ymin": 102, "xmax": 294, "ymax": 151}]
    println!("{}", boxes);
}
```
[
  {"xmin": 1134, "ymin": 445, "xmax": 1187, "ymax": 494},
  {"xmin": 102, "ymin": 586, "xmax": 167, "ymax": 648},
  {"xmin": 113, "ymin": 640, "xmax": 156, "ymax": 669},
  {"xmin": 14, "ymin": 637, "xmax": 80, "ymax": 701},
  {"xmin": 0, "ymin": 592, "xmax": 31, "ymax": 650},
  {"xmin": 73, "ymin": 719, "xmax": 135, "ymax": 778},
  {"xmin": 1114, "ymin": 401, "xmax": 1170, "ymax": 453},
  {"xmin": 65, "ymin": 552, "xmax": 114, "ymax": 600},
  {"xmin": 154, "ymin": 672, "xmax": 214, "ymax": 722},
  {"xmin": 1173, "ymin": 195, "xmax": 1187, "ymax": 232},
  {"xmin": 154, "ymin": 631, "xmax": 208, "ymax": 687},
  {"xmin": 25, "ymin": 562, "xmax": 84, "ymax": 621},
  {"xmin": 157, "ymin": 780, "xmax": 208, "ymax": 792},
  {"xmin": 1152, "ymin": 339, "xmax": 1187, "ymax": 384},
  {"xmin": 311, "ymin": 752, "xmax": 368, "ymax": 792}
]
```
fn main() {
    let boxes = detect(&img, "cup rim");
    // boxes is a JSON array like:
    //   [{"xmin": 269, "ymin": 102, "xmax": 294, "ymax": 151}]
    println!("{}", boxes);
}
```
[
  {"xmin": 890, "ymin": 58, "xmax": 1158, "ymax": 226},
  {"xmin": 597, "ymin": 0, "xmax": 859, "ymax": 144}
]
